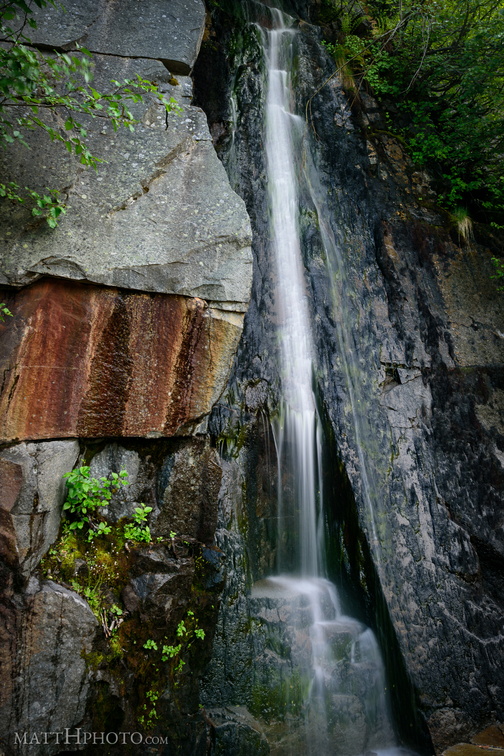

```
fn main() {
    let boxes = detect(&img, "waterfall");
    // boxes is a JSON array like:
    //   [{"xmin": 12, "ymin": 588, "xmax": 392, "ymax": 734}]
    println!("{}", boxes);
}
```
[{"xmin": 249, "ymin": 9, "xmax": 401, "ymax": 755}]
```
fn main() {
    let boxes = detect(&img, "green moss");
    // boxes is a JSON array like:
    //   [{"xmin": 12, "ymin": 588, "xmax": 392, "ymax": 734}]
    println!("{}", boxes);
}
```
[
  {"xmin": 82, "ymin": 650, "xmax": 107, "ymax": 671},
  {"xmin": 250, "ymin": 670, "xmax": 309, "ymax": 723},
  {"xmin": 218, "ymin": 422, "xmax": 248, "ymax": 459},
  {"xmin": 43, "ymin": 528, "xmax": 84, "ymax": 581},
  {"xmin": 43, "ymin": 476, "xmax": 219, "ymax": 737}
]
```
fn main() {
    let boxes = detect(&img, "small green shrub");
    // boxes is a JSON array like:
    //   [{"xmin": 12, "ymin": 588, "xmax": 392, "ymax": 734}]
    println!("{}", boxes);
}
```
[
  {"xmin": 144, "ymin": 610, "xmax": 206, "ymax": 679},
  {"xmin": 62, "ymin": 465, "xmax": 128, "ymax": 540},
  {"xmin": 123, "ymin": 504, "xmax": 153, "ymax": 543},
  {"xmin": 139, "ymin": 688, "xmax": 160, "ymax": 730},
  {"xmin": 0, "ymin": 303, "xmax": 12, "ymax": 321}
]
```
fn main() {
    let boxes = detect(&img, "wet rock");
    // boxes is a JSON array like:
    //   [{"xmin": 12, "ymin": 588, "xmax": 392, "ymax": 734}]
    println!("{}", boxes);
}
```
[
  {"xmin": 0, "ymin": 280, "xmax": 243, "ymax": 442},
  {"xmin": 327, "ymin": 694, "xmax": 367, "ymax": 753},
  {"xmin": 201, "ymin": 547, "xmax": 226, "ymax": 589},
  {"xmin": 0, "ymin": 441, "xmax": 79, "ymax": 579},
  {"xmin": 154, "ymin": 439, "xmax": 222, "ymax": 543},
  {"xmin": 195, "ymin": 8, "xmax": 504, "ymax": 752},
  {"xmin": 128, "ymin": 572, "xmax": 181, "ymax": 621},
  {"xmin": 0, "ymin": 580, "xmax": 98, "ymax": 755},
  {"xmin": 208, "ymin": 707, "xmax": 270, "ymax": 756}
]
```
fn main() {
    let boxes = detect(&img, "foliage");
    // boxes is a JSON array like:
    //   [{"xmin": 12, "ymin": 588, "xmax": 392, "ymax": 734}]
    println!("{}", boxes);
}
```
[
  {"xmin": 44, "ymin": 520, "xmax": 127, "ymax": 639},
  {"xmin": 144, "ymin": 611, "xmax": 206, "ymax": 679},
  {"xmin": 139, "ymin": 689, "xmax": 160, "ymax": 730},
  {"xmin": 123, "ymin": 504, "xmax": 153, "ymax": 543},
  {"xmin": 0, "ymin": 302, "xmax": 12, "ymax": 321},
  {"xmin": 62, "ymin": 465, "xmax": 128, "ymax": 540},
  {"xmin": 43, "ymin": 470, "xmax": 211, "ymax": 734},
  {"xmin": 491, "ymin": 256, "xmax": 504, "ymax": 291},
  {"xmin": 0, "ymin": 0, "xmax": 182, "ymax": 225},
  {"xmin": 321, "ymin": 0, "xmax": 504, "ymax": 224}
]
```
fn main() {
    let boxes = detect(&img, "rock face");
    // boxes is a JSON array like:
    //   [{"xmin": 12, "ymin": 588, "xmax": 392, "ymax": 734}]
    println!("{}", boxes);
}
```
[
  {"xmin": 0, "ymin": 0, "xmax": 503, "ymax": 754},
  {"xmin": 0, "ymin": 579, "xmax": 98, "ymax": 753},
  {"xmin": 193, "ymin": 3, "xmax": 504, "ymax": 754},
  {"xmin": 28, "ymin": 0, "xmax": 205, "ymax": 73},
  {"xmin": 0, "ymin": 0, "xmax": 251, "ymax": 753},
  {"xmin": 0, "ymin": 441, "xmax": 79, "ymax": 579},
  {"xmin": 0, "ymin": 279, "xmax": 243, "ymax": 442},
  {"xmin": 154, "ymin": 440, "xmax": 222, "ymax": 543},
  {"xmin": 0, "ymin": 0, "xmax": 252, "ymax": 442},
  {"xmin": 0, "ymin": 0, "xmax": 252, "ymax": 311}
]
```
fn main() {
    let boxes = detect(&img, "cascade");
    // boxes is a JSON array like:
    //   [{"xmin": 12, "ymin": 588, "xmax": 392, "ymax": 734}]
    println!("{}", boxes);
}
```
[{"xmin": 247, "ymin": 8, "xmax": 404, "ymax": 754}]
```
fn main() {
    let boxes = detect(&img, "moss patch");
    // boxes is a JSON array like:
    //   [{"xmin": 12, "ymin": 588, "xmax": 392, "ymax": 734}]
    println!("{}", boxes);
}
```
[{"xmin": 250, "ymin": 670, "xmax": 310, "ymax": 722}]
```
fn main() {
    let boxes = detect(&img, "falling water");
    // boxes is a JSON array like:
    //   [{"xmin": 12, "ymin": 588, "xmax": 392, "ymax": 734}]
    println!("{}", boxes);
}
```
[
  {"xmin": 250, "ymin": 8, "xmax": 400, "ymax": 755},
  {"xmin": 265, "ymin": 9, "xmax": 321, "ymax": 578}
]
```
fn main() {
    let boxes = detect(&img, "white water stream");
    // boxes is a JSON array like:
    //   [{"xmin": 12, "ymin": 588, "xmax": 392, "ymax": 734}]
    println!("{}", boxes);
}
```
[{"xmin": 254, "ymin": 9, "xmax": 400, "ymax": 754}]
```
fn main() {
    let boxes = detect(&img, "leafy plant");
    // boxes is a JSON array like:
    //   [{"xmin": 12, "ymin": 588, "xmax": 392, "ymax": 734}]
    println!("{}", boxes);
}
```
[
  {"xmin": 123, "ymin": 504, "xmax": 153, "ymax": 543},
  {"xmin": 139, "ymin": 689, "xmax": 160, "ymax": 730},
  {"xmin": 62, "ymin": 466, "xmax": 128, "ymax": 540},
  {"xmin": 162, "ymin": 611, "xmax": 206, "ymax": 673},
  {"xmin": 320, "ymin": 0, "xmax": 504, "ymax": 225},
  {"xmin": 0, "ymin": 0, "xmax": 183, "ymax": 225},
  {"xmin": 0, "ymin": 302, "xmax": 12, "ymax": 321},
  {"xmin": 491, "ymin": 257, "xmax": 504, "ymax": 291},
  {"xmin": 144, "ymin": 610, "xmax": 206, "ymax": 679}
]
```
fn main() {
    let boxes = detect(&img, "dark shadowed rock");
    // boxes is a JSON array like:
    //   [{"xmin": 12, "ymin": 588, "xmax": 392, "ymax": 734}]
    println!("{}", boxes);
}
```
[
  {"xmin": 153, "ymin": 439, "xmax": 222, "ymax": 543},
  {"xmin": 207, "ymin": 707, "xmax": 270, "ymax": 756}
]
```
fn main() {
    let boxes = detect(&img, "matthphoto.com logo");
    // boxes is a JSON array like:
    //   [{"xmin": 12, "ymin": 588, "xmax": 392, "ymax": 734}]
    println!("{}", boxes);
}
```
[{"xmin": 10, "ymin": 729, "xmax": 169, "ymax": 747}]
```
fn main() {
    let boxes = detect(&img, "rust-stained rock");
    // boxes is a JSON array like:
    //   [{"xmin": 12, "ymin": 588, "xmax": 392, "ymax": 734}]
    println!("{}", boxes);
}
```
[
  {"xmin": 0, "ymin": 279, "xmax": 243, "ymax": 442},
  {"xmin": 443, "ymin": 746, "xmax": 504, "ymax": 756}
]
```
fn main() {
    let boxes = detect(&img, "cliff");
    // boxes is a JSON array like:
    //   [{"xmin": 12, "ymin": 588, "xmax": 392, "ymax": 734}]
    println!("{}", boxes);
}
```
[
  {"xmin": 193, "ymin": 1, "xmax": 504, "ymax": 753},
  {"xmin": 0, "ymin": 0, "xmax": 503, "ymax": 754},
  {"xmin": 0, "ymin": 1, "xmax": 252, "ymax": 753}
]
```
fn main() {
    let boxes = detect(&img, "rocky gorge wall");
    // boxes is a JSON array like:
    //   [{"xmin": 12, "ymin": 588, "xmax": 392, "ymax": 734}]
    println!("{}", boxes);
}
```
[
  {"xmin": 0, "ymin": 0, "xmax": 503, "ymax": 754},
  {"xmin": 0, "ymin": 1, "xmax": 252, "ymax": 753},
  {"xmin": 192, "ymin": 1, "xmax": 504, "ymax": 753}
]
